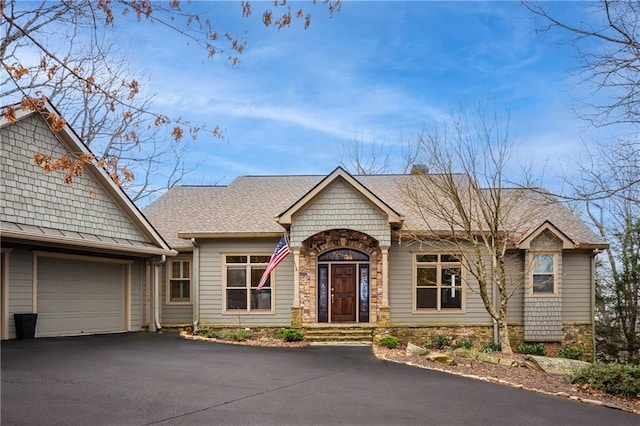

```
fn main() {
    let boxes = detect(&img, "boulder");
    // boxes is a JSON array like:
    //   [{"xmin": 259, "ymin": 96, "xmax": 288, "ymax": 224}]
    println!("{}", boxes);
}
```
[
  {"xmin": 453, "ymin": 348, "xmax": 479, "ymax": 359},
  {"xmin": 524, "ymin": 355, "xmax": 590, "ymax": 375},
  {"xmin": 477, "ymin": 352, "xmax": 501, "ymax": 365},
  {"xmin": 406, "ymin": 342, "xmax": 428, "ymax": 356},
  {"xmin": 426, "ymin": 352, "xmax": 457, "ymax": 366}
]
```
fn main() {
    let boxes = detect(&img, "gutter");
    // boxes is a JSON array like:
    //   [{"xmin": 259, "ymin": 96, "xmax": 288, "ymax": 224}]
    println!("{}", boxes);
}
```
[{"xmin": 191, "ymin": 238, "xmax": 200, "ymax": 333}]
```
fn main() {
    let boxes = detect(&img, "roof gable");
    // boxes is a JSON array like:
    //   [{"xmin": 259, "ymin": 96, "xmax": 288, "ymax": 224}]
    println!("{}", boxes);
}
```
[
  {"xmin": 518, "ymin": 220, "xmax": 576, "ymax": 250},
  {"xmin": 0, "ymin": 101, "xmax": 174, "ymax": 255},
  {"xmin": 276, "ymin": 167, "xmax": 403, "ymax": 226}
]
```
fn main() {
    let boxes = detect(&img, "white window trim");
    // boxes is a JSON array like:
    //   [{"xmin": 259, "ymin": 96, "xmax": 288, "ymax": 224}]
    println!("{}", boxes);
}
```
[
  {"xmin": 222, "ymin": 253, "xmax": 275, "ymax": 315},
  {"xmin": 412, "ymin": 253, "xmax": 466, "ymax": 313},
  {"xmin": 166, "ymin": 257, "xmax": 192, "ymax": 305},
  {"xmin": 530, "ymin": 252, "xmax": 559, "ymax": 297}
]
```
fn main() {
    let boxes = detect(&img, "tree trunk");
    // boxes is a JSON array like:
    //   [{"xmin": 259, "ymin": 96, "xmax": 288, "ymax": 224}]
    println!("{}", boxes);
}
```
[{"xmin": 497, "ymin": 317, "xmax": 512, "ymax": 353}]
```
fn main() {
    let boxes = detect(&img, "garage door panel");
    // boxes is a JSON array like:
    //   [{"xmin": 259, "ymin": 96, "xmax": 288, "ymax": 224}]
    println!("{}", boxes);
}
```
[{"xmin": 37, "ymin": 257, "xmax": 125, "ymax": 337}]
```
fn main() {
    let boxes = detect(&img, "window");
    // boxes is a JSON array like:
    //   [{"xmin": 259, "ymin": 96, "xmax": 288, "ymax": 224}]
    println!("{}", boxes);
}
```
[
  {"xmin": 415, "ymin": 254, "xmax": 463, "ymax": 310},
  {"xmin": 224, "ymin": 255, "xmax": 272, "ymax": 312},
  {"xmin": 532, "ymin": 254, "xmax": 556, "ymax": 294},
  {"xmin": 168, "ymin": 259, "xmax": 191, "ymax": 303}
]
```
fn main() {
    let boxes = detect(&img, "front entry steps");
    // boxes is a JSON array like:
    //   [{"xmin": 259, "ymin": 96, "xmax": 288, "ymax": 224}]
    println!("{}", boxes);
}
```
[{"xmin": 304, "ymin": 326, "xmax": 374, "ymax": 346}]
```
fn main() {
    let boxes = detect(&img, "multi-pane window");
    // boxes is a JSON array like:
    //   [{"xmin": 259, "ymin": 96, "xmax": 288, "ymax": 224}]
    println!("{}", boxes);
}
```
[
  {"xmin": 415, "ymin": 254, "xmax": 463, "ymax": 310},
  {"xmin": 169, "ymin": 259, "xmax": 191, "ymax": 303},
  {"xmin": 224, "ymin": 255, "xmax": 272, "ymax": 312},
  {"xmin": 532, "ymin": 254, "xmax": 556, "ymax": 294}
]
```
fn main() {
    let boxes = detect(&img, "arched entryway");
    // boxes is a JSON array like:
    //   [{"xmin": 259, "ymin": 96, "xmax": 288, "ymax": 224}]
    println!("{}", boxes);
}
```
[
  {"xmin": 298, "ymin": 229, "xmax": 382, "ymax": 325},
  {"xmin": 317, "ymin": 249, "xmax": 370, "ymax": 323}
]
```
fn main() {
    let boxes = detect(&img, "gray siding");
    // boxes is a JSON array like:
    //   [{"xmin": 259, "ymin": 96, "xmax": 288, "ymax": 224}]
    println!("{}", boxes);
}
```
[
  {"xmin": 562, "ymin": 252, "xmax": 593, "ymax": 322},
  {"xmin": 160, "ymin": 257, "xmax": 193, "ymax": 325},
  {"xmin": 6, "ymin": 247, "xmax": 34, "ymax": 339},
  {"xmin": 388, "ymin": 240, "xmax": 493, "ymax": 325},
  {"xmin": 199, "ymin": 238, "xmax": 293, "ymax": 327},
  {"xmin": 130, "ymin": 259, "xmax": 146, "ymax": 330},
  {"xmin": 0, "ymin": 115, "xmax": 147, "ymax": 241},
  {"xmin": 291, "ymin": 180, "xmax": 391, "ymax": 247},
  {"xmin": 505, "ymin": 252, "xmax": 525, "ymax": 324}
]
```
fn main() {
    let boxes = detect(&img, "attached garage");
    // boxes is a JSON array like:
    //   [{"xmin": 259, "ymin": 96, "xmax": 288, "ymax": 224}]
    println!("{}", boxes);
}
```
[{"xmin": 36, "ymin": 254, "xmax": 130, "ymax": 337}]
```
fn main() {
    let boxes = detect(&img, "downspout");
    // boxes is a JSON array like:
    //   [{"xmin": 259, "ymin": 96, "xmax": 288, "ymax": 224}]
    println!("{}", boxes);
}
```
[
  {"xmin": 151, "ymin": 255, "xmax": 166, "ymax": 332},
  {"xmin": 191, "ymin": 238, "xmax": 200, "ymax": 333}
]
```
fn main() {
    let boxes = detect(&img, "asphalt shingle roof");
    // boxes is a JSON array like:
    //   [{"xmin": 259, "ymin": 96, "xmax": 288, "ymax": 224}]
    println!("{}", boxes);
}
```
[{"xmin": 143, "ymin": 173, "xmax": 605, "ymax": 249}]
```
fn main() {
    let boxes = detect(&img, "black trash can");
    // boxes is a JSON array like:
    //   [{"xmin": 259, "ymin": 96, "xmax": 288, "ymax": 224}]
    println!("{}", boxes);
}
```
[{"xmin": 14, "ymin": 313, "xmax": 37, "ymax": 339}]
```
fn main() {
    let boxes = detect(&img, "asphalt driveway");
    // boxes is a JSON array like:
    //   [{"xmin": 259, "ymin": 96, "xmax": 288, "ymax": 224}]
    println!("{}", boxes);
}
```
[{"xmin": 1, "ymin": 333, "xmax": 637, "ymax": 425}]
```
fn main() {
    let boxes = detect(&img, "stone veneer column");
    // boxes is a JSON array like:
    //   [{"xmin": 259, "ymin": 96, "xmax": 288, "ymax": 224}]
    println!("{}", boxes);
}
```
[
  {"xmin": 292, "ymin": 248, "xmax": 300, "ymax": 308},
  {"xmin": 381, "ymin": 247, "xmax": 389, "ymax": 306}
]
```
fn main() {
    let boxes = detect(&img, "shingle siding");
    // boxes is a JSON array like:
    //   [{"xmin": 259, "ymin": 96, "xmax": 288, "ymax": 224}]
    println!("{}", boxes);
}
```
[
  {"xmin": 0, "ymin": 114, "xmax": 146, "ymax": 241},
  {"xmin": 291, "ymin": 180, "xmax": 391, "ymax": 247}
]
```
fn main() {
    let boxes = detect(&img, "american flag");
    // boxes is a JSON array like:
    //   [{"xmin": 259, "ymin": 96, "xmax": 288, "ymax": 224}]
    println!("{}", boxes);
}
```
[{"xmin": 257, "ymin": 234, "xmax": 291, "ymax": 290}]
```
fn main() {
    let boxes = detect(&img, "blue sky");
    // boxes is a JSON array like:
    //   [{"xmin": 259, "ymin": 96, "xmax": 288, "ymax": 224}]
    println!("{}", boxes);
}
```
[{"xmin": 114, "ymin": 1, "xmax": 606, "ymax": 189}]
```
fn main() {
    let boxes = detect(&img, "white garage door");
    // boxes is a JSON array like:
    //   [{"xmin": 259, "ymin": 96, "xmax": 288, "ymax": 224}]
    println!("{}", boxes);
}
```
[{"xmin": 37, "ymin": 257, "xmax": 125, "ymax": 337}]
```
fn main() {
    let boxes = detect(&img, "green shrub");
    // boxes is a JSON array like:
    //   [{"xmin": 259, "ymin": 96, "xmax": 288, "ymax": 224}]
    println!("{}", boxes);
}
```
[
  {"xmin": 570, "ymin": 363, "xmax": 640, "ymax": 399},
  {"xmin": 517, "ymin": 343, "xmax": 547, "ymax": 356},
  {"xmin": 430, "ymin": 334, "xmax": 451, "ymax": 350},
  {"xmin": 484, "ymin": 341, "xmax": 501, "ymax": 353},
  {"xmin": 281, "ymin": 329, "xmax": 304, "ymax": 342},
  {"xmin": 457, "ymin": 339, "xmax": 474, "ymax": 350},
  {"xmin": 558, "ymin": 344, "xmax": 584, "ymax": 360},
  {"xmin": 196, "ymin": 327, "xmax": 224, "ymax": 339},
  {"xmin": 378, "ymin": 335, "xmax": 398, "ymax": 349},
  {"xmin": 227, "ymin": 329, "xmax": 252, "ymax": 341}
]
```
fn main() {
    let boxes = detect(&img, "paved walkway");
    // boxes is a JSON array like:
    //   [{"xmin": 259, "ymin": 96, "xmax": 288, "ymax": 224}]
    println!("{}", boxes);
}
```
[{"xmin": 1, "ymin": 332, "xmax": 637, "ymax": 425}]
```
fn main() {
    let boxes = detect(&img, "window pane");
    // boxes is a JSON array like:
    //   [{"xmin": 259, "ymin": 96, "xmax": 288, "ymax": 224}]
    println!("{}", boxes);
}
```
[
  {"xmin": 359, "ymin": 265, "xmax": 369, "ymax": 323},
  {"xmin": 227, "ymin": 267, "xmax": 246, "ymax": 287},
  {"xmin": 251, "ymin": 266, "xmax": 268, "ymax": 288},
  {"xmin": 318, "ymin": 249, "xmax": 369, "ymax": 261},
  {"xmin": 417, "ymin": 266, "xmax": 437, "ymax": 287},
  {"xmin": 441, "ymin": 254, "xmax": 460, "ymax": 263},
  {"xmin": 533, "ymin": 274, "xmax": 554, "ymax": 293},
  {"xmin": 416, "ymin": 254, "xmax": 437, "ymax": 263},
  {"xmin": 440, "ymin": 287, "xmax": 462, "ymax": 309},
  {"xmin": 417, "ymin": 288, "xmax": 437, "ymax": 308},
  {"xmin": 182, "ymin": 261, "xmax": 190, "ymax": 279},
  {"xmin": 227, "ymin": 289, "xmax": 247, "ymax": 309},
  {"xmin": 182, "ymin": 282, "xmax": 190, "ymax": 298},
  {"xmin": 533, "ymin": 255, "xmax": 554, "ymax": 273},
  {"xmin": 441, "ymin": 267, "xmax": 461, "ymax": 286},
  {"xmin": 250, "ymin": 255, "xmax": 271, "ymax": 264},
  {"xmin": 250, "ymin": 289, "xmax": 271, "ymax": 310},
  {"xmin": 318, "ymin": 265, "xmax": 328, "ymax": 322},
  {"xmin": 171, "ymin": 262, "xmax": 181, "ymax": 279},
  {"xmin": 170, "ymin": 281, "xmax": 182, "ymax": 299},
  {"xmin": 226, "ymin": 256, "xmax": 247, "ymax": 264}
]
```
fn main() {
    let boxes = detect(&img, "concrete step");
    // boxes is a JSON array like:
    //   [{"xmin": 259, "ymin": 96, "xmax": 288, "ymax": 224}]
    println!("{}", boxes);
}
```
[{"xmin": 303, "ymin": 327, "xmax": 374, "ymax": 346}]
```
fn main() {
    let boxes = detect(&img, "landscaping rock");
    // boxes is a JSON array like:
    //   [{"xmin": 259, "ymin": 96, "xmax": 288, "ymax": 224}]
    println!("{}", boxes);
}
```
[
  {"xmin": 453, "ymin": 348, "xmax": 479, "ymax": 359},
  {"xmin": 477, "ymin": 352, "xmax": 501, "ymax": 365},
  {"xmin": 426, "ymin": 352, "xmax": 457, "ymax": 366},
  {"xmin": 524, "ymin": 355, "xmax": 590, "ymax": 375},
  {"xmin": 406, "ymin": 342, "xmax": 428, "ymax": 356}
]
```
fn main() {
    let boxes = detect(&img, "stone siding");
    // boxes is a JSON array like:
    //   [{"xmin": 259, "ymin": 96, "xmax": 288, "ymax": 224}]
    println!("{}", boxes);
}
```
[
  {"xmin": 1, "ymin": 114, "xmax": 146, "ymax": 241},
  {"xmin": 290, "ymin": 179, "xmax": 391, "ymax": 247}
]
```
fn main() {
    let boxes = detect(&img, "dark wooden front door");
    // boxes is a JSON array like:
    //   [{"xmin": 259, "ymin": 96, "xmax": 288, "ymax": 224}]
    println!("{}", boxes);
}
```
[{"xmin": 331, "ymin": 264, "xmax": 356, "ymax": 322}]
